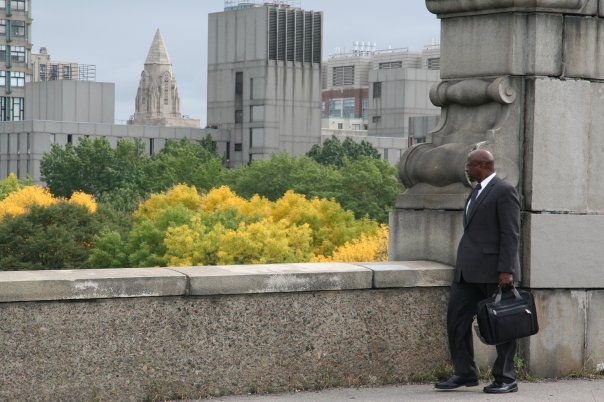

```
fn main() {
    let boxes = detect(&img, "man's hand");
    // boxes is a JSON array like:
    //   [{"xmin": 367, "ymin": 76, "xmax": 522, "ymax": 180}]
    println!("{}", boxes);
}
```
[{"xmin": 498, "ymin": 272, "xmax": 514, "ymax": 288}]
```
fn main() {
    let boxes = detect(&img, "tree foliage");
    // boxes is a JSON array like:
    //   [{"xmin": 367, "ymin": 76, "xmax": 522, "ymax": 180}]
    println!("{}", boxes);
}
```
[
  {"xmin": 0, "ymin": 202, "xmax": 100, "ymax": 270},
  {"xmin": 91, "ymin": 185, "xmax": 379, "ymax": 268},
  {"xmin": 307, "ymin": 136, "xmax": 381, "ymax": 168}
]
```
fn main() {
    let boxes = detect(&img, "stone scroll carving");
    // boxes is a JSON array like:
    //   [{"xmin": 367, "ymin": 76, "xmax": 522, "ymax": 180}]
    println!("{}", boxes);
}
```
[{"xmin": 397, "ymin": 76, "xmax": 523, "ymax": 209}]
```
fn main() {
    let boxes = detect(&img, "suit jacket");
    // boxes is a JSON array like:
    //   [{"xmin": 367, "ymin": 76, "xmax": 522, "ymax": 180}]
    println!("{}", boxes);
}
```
[{"xmin": 454, "ymin": 175, "xmax": 521, "ymax": 284}]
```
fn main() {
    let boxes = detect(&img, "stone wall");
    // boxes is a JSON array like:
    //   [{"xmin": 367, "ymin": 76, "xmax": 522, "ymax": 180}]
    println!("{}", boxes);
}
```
[{"xmin": 0, "ymin": 262, "xmax": 452, "ymax": 402}]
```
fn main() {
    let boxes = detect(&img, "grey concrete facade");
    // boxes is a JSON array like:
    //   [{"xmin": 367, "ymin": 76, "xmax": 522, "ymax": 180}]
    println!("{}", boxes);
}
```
[
  {"xmin": 207, "ymin": 4, "xmax": 322, "ymax": 167},
  {"xmin": 0, "ymin": 118, "xmax": 229, "ymax": 183},
  {"xmin": 25, "ymin": 80, "xmax": 114, "ymax": 123}
]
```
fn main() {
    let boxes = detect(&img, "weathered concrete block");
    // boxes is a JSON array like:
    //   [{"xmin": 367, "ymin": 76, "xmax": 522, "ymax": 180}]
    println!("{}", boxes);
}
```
[
  {"xmin": 524, "ymin": 78, "xmax": 604, "ymax": 213},
  {"xmin": 522, "ymin": 213, "xmax": 604, "ymax": 288},
  {"xmin": 439, "ymin": 13, "xmax": 563, "ymax": 79},
  {"xmin": 427, "ymin": 0, "xmax": 598, "ymax": 17},
  {"xmin": 363, "ymin": 260, "xmax": 453, "ymax": 288},
  {"xmin": 388, "ymin": 209, "xmax": 462, "ymax": 266},
  {"xmin": 170, "ymin": 263, "xmax": 373, "ymax": 295},
  {"xmin": 586, "ymin": 290, "xmax": 604, "ymax": 371},
  {"xmin": 0, "ymin": 268, "xmax": 187, "ymax": 302},
  {"xmin": 526, "ymin": 290, "xmax": 586, "ymax": 377},
  {"xmin": 563, "ymin": 16, "xmax": 604, "ymax": 79}
]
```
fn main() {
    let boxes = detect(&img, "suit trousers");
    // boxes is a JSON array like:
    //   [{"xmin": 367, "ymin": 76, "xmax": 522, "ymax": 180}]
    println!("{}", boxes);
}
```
[{"xmin": 447, "ymin": 279, "xmax": 517, "ymax": 383}]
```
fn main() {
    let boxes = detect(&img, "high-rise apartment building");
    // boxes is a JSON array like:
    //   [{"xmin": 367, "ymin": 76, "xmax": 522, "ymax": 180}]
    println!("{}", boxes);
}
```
[
  {"xmin": 207, "ymin": 0, "xmax": 322, "ymax": 167},
  {"xmin": 0, "ymin": 0, "xmax": 32, "ymax": 122}
]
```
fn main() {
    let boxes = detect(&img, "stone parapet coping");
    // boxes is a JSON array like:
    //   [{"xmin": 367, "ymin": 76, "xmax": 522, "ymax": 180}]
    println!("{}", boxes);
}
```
[{"xmin": 0, "ymin": 261, "xmax": 454, "ymax": 303}]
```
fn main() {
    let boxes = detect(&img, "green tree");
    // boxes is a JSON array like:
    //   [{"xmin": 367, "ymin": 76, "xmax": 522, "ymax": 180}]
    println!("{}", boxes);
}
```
[
  {"xmin": 147, "ymin": 138, "xmax": 226, "ymax": 193},
  {"xmin": 0, "ymin": 202, "xmax": 100, "ymax": 270},
  {"xmin": 307, "ymin": 136, "xmax": 381, "ymax": 167},
  {"xmin": 222, "ymin": 153, "xmax": 339, "ymax": 201},
  {"xmin": 41, "ymin": 137, "xmax": 120, "ymax": 198},
  {"xmin": 334, "ymin": 157, "xmax": 402, "ymax": 223}
]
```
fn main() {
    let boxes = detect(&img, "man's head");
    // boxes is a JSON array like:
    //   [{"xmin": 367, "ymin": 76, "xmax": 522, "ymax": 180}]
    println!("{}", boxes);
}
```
[{"xmin": 465, "ymin": 149, "xmax": 495, "ymax": 183}]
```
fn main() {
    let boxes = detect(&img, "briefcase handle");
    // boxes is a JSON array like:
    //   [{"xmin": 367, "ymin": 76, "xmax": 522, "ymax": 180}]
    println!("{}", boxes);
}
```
[{"xmin": 493, "ymin": 286, "xmax": 522, "ymax": 305}]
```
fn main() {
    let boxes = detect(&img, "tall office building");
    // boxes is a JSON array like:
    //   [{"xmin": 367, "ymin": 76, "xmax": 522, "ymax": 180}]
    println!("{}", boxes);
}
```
[
  {"xmin": 0, "ymin": 0, "xmax": 32, "ymax": 122},
  {"xmin": 207, "ymin": 0, "xmax": 322, "ymax": 167}
]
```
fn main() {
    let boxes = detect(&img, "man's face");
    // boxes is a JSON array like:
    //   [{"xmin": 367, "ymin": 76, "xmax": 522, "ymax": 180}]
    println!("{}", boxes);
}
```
[{"xmin": 465, "ymin": 158, "xmax": 482, "ymax": 183}]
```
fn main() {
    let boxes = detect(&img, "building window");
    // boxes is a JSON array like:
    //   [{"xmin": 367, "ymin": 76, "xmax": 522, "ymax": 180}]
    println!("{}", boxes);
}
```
[
  {"xmin": 372, "ymin": 115, "xmax": 381, "ymax": 123},
  {"xmin": 379, "ymin": 61, "xmax": 402, "ymax": 70},
  {"xmin": 0, "ymin": 2, "xmax": 4, "ymax": 10},
  {"xmin": 63, "ymin": 65, "xmax": 70, "ymax": 80},
  {"xmin": 321, "ymin": 101, "xmax": 326, "ymax": 118},
  {"xmin": 250, "ymin": 78, "xmax": 254, "ymax": 99},
  {"xmin": 0, "ymin": 71, "xmax": 5, "ymax": 87},
  {"xmin": 9, "ymin": 20, "xmax": 25, "ymax": 37},
  {"xmin": 329, "ymin": 99, "xmax": 342, "ymax": 118},
  {"xmin": 67, "ymin": 134, "xmax": 73, "ymax": 144},
  {"xmin": 343, "ymin": 98, "xmax": 355, "ymax": 118},
  {"xmin": 149, "ymin": 138, "xmax": 154, "ymax": 155},
  {"xmin": 10, "ymin": 46, "xmax": 25, "ymax": 63},
  {"xmin": 39, "ymin": 64, "xmax": 46, "ymax": 81},
  {"xmin": 373, "ymin": 82, "xmax": 382, "ymax": 98},
  {"xmin": 0, "ymin": 20, "xmax": 5, "ymax": 36},
  {"xmin": 337, "ymin": 123, "xmax": 343, "ymax": 129},
  {"xmin": 249, "ymin": 128, "xmax": 253, "ymax": 147},
  {"xmin": 10, "ymin": 0, "xmax": 26, "ymax": 11},
  {"xmin": 235, "ymin": 109, "xmax": 243, "ymax": 124},
  {"xmin": 10, "ymin": 97, "xmax": 23, "ymax": 120},
  {"xmin": 163, "ymin": 76, "xmax": 169, "ymax": 105},
  {"xmin": 361, "ymin": 98, "xmax": 368, "ymax": 119},
  {"xmin": 332, "ymin": 65, "xmax": 354, "ymax": 86},
  {"xmin": 50, "ymin": 65, "xmax": 57, "ymax": 80},
  {"xmin": 234, "ymin": 143, "xmax": 243, "ymax": 152},
  {"xmin": 10, "ymin": 71, "xmax": 24, "ymax": 87},
  {"xmin": 235, "ymin": 72, "xmax": 243, "ymax": 96},
  {"xmin": 427, "ymin": 57, "xmax": 440, "ymax": 70},
  {"xmin": 0, "ymin": 45, "xmax": 6, "ymax": 63}
]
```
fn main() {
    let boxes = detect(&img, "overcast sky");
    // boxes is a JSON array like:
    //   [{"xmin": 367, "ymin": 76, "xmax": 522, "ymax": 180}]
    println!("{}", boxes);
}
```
[{"xmin": 31, "ymin": 1, "xmax": 440, "ymax": 125}]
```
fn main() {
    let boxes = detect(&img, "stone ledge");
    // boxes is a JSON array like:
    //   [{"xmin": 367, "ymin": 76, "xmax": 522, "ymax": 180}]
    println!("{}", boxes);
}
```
[
  {"xmin": 426, "ymin": 0, "xmax": 597, "ymax": 17},
  {"xmin": 169, "ymin": 263, "xmax": 374, "ymax": 295},
  {"xmin": 359, "ymin": 261, "xmax": 454, "ymax": 288},
  {"xmin": 0, "ymin": 268, "xmax": 187, "ymax": 302},
  {"xmin": 0, "ymin": 261, "xmax": 455, "ymax": 303}
]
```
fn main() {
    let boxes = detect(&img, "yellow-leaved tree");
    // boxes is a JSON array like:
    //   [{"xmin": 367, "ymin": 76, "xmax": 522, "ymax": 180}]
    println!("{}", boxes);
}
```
[
  {"xmin": 114, "ymin": 184, "xmax": 384, "ymax": 267},
  {"xmin": 0, "ymin": 186, "xmax": 98, "ymax": 220}
]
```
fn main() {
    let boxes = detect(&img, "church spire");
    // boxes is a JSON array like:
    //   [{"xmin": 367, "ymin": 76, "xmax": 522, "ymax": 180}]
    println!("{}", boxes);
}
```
[
  {"xmin": 128, "ymin": 29, "xmax": 199, "ymax": 128},
  {"xmin": 145, "ymin": 28, "xmax": 171, "ymax": 65}
]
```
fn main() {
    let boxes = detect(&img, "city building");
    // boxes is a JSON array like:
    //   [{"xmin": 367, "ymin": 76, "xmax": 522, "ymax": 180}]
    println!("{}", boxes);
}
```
[
  {"xmin": 321, "ymin": 43, "xmax": 441, "ymax": 161},
  {"xmin": 207, "ymin": 0, "xmax": 322, "ymax": 167},
  {"xmin": 0, "ymin": 0, "xmax": 32, "ymax": 122},
  {"xmin": 128, "ymin": 29, "xmax": 200, "ymax": 128},
  {"xmin": 31, "ymin": 47, "xmax": 96, "ymax": 83}
]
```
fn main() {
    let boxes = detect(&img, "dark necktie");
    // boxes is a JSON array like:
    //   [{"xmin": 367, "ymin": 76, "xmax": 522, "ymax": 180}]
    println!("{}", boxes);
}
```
[{"xmin": 466, "ymin": 183, "xmax": 482, "ymax": 216}]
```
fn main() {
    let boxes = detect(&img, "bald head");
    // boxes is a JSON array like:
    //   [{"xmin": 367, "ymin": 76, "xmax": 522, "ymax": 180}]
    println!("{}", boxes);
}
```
[{"xmin": 465, "ymin": 149, "xmax": 495, "ymax": 182}]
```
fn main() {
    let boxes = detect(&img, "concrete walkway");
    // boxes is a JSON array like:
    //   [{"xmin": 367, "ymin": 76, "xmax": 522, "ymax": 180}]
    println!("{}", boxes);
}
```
[{"xmin": 210, "ymin": 378, "xmax": 604, "ymax": 401}]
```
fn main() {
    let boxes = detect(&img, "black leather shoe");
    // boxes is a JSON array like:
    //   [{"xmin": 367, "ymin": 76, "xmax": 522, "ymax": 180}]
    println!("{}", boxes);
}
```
[
  {"xmin": 483, "ymin": 381, "xmax": 518, "ymax": 393},
  {"xmin": 435, "ymin": 375, "xmax": 479, "ymax": 390}
]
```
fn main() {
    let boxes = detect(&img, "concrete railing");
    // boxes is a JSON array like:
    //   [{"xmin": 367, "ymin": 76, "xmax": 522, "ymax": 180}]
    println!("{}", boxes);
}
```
[{"xmin": 0, "ymin": 261, "xmax": 454, "ymax": 402}]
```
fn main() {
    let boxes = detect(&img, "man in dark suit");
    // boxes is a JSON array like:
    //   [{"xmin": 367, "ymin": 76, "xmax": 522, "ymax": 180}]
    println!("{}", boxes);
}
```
[{"xmin": 435, "ymin": 149, "xmax": 521, "ymax": 394}]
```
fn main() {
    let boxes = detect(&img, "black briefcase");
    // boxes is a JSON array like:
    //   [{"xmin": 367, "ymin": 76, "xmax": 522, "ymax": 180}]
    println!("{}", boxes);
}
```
[{"xmin": 474, "ymin": 287, "xmax": 539, "ymax": 345}]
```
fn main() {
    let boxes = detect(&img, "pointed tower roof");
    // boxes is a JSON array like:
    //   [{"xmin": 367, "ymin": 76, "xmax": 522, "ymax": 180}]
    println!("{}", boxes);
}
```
[{"xmin": 145, "ymin": 29, "xmax": 171, "ymax": 65}]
